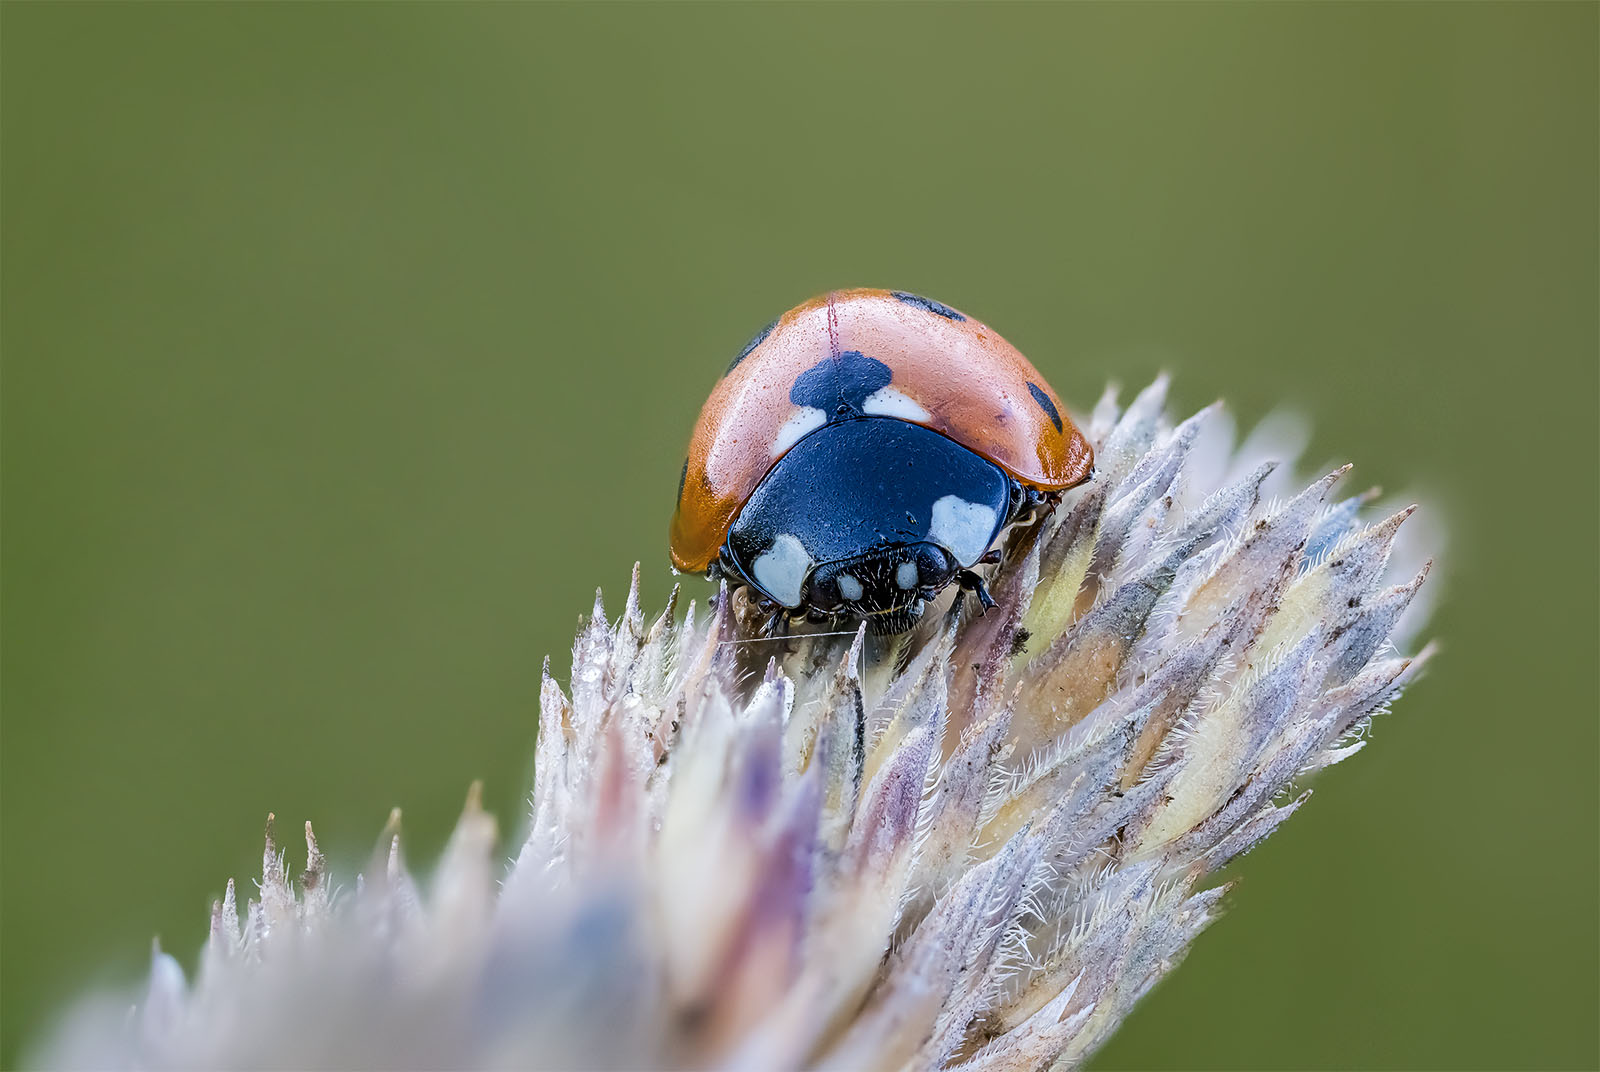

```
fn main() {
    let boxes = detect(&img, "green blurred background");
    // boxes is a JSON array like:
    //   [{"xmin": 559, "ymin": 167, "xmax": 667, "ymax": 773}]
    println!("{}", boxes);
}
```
[{"xmin": 3, "ymin": 3, "xmax": 1595, "ymax": 1068}]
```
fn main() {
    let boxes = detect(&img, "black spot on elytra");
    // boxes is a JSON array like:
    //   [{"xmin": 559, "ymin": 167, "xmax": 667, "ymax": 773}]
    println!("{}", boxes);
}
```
[
  {"xmin": 726, "ymin": 318, "xmax": 778, "ymax": 374},
  {"xmin": 790, "ymin": 351, "xmax": 892, "ymax": 418},
  {"xmin": 1027, "ymin": 381, "xmax": 1064, "ymax": 433},
  {"xmin": 678, "ymin": 458, "xmax": 689, "ymax": 500},
  {"xmin": 891, "ymin": 291, "xmax": 966, "ymax": 321}
]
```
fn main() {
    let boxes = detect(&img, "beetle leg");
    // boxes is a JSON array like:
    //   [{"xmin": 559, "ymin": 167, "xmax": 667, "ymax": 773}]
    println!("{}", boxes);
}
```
[
  {"xmin": 716, "ymin": 544, "xmax": 749, "ymax": 587},
  {"xmin": 1006, "ymin": 480, "xmax": 1049, "ymax": 525},
  {"xmin": 762, "ymin": 606, "xmax": 791, "ymax": 638},
  {"xmin": 977, "ymin": 548, "xmax": 1003, "ymax": 566},
  {"xmin": 1006, "ymin": 478, "xmax": 1027, "ymax": 519},
  {"xmin": 958, "ymin": 570, "xmax": 998, "ymax": 613}
]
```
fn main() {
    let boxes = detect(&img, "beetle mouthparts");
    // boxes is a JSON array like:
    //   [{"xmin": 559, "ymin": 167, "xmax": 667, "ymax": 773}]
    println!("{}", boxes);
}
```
[{"xmin": 863, "ymin": 600, "xmax": 928, "ymax": 636}]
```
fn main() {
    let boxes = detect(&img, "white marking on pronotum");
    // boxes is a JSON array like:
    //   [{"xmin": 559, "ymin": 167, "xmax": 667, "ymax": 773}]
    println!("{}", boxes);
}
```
[
  {"xmin": 928, "ymin": 495, "xmax": 999, "ymax": 566},
  {"xmin": 836, "ymin": 574, "xmax": 864, "ymax": 602},
  {"xmin": 751, "ymin": 533, "xmax": 812, "ymax": 608},
  {"xmin": 771, "ymin": 406, "xmax": 827, "ymax": 456},
  {"xmin": 861, "ymin": 387, "xmax": 930, "ymax": 422},
  {"xmin": 896, "ymin": 561, "xmax": 919, "ymax": 589}
]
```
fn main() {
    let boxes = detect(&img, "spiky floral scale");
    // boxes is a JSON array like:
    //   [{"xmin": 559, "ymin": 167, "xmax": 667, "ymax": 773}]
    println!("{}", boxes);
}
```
[{"xmin": 33, "ymin": 380, "xmax": 1432, "ymax": 1072}]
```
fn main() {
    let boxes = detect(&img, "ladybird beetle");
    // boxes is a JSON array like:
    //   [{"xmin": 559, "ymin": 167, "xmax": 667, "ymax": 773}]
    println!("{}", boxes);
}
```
[{"xmin": 670, "ymin": 288, "xmax": 1093, "ymax": 635}]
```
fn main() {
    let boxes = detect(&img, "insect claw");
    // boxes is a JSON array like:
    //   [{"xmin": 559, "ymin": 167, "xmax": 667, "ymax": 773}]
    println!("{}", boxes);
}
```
[{"xmin": 958, "ymin": 569, "xmax": 998, "ymax": 613}]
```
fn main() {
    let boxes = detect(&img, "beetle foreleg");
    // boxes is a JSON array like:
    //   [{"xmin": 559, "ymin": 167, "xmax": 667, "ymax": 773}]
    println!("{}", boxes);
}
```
[
  {"xmin": 762, "ymin": 606, "xmax": 792, "ymax": 638},
  {"xmin": 958, "ymin": 569, "xmax": 998, "ymax": 613}
]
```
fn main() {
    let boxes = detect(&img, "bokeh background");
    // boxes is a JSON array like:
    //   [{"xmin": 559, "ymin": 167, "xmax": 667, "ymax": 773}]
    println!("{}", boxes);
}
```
[{"xmin": 4, "ymin": 4, "xmax": 1596, "ymax": 1069}]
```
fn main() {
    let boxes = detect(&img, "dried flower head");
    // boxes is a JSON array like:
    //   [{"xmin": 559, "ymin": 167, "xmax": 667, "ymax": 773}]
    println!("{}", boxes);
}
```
[{"xmin": 34, "ymin": 379, "xmax": 1434, "ymax": 1071}]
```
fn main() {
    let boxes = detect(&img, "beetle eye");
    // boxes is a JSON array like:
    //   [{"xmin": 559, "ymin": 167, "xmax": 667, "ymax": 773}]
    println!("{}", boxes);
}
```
[{"xmin": 915, "ymin": 545, "xmax": 955, "ymax": 586}]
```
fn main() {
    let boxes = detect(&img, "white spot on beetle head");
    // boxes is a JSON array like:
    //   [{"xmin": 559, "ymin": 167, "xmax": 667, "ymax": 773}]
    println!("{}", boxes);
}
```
[
  {"xmin": 896, "ymin": 561, "xmax": 919, "ymax": 590},
  {"xmin": 861, "ymin": 386, "xmax": 930, "ymax": 423},
  {"xmin": 751, "ymin": 533, "xmax": 812, "ymax": 608},
  {"xmin": 928, "ymin": 495, "xmax": 999, "ymax": 567},
  {"xmin": 772, "ymin": 406, "xmax": 827, "ymax": 456},
  {"xmin": 836, "ymin": 573, "xmax": 864, "ymax": 602}
]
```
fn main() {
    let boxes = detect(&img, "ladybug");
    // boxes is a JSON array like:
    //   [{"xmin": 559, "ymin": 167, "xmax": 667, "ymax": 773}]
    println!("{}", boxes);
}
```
[{"xmin": 670, "ymin": 288, "xmax": 1094, "ymax": 635}]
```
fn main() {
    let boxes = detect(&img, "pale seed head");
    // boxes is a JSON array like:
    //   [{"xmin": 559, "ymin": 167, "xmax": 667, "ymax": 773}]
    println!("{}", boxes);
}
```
[{"xmin": 33, "ymin": 378, "xmax": 1435, "ymax": 1071}]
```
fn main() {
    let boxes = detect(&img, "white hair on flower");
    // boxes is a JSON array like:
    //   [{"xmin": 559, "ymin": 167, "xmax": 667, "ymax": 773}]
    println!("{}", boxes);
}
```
[{"xmin": 31, "ymin": 379, "xmax": 1436, "ymax": 1072}]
